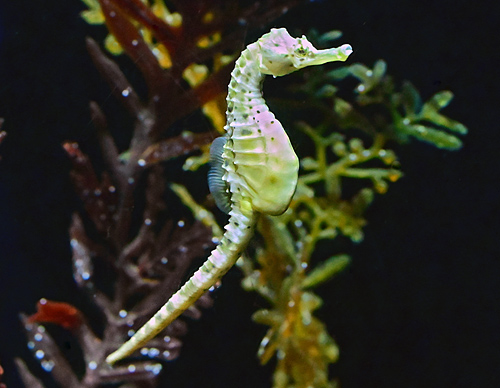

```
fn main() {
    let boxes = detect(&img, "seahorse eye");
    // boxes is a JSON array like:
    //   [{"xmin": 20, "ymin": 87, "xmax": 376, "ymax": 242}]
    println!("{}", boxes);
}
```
[{"xmin": 295, "ymin": 47, "xmax": 307, "ymax": 56}]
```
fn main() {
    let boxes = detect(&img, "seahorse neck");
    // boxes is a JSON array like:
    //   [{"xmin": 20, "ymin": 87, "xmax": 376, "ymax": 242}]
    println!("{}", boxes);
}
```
[{"xmin": 225, "ymin": 45, "xmax": 268, "ymax": 128}]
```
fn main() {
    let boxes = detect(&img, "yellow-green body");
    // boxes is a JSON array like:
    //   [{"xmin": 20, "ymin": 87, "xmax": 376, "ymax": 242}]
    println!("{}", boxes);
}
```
[{"xmin": 106, "ymin": 28, "xmax": 352, "ymax": 365}]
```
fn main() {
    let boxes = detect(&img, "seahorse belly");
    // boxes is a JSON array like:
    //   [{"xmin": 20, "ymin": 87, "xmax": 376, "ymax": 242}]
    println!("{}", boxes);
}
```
[{"xmin": 226, "ymin": 113, "xmax": 298, "ymax": 215}]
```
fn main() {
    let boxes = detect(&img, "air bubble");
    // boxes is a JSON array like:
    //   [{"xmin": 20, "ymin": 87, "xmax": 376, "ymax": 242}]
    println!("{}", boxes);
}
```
[
  {"xmin": 88, "ymin": 361, "xmax": 97, "ymax": 370},
  {"xmin": 161, "ymin": 257, "xmax": 168, "ymax": 264},
  {"xmin": 35, "ymin": 350, "xmax": 45, "ymax": 359},
  {"xmin": 177, "ymin": 220, "xmax": 185, "ymax": 227},
  {"xmin": 41, "ymin": 360, "xmax": 55, "ymax": 372},
  {"xmin": 357, "ymin": 84, "xmax": 365, "ymax": 92},
  {"xmin": 119, "ymin": 310, "xmax": 128, "ymax": 318},
  {"xmin": 138, "ymin": 159, "xmax": 146, "ymax": 167},
  {"xmin": 152, "ymin": 364, "xmax": 162, "ymax": 375},
  {"xmin": 121, "ymin": 89, "xmax": 130, "ymax": 97},
  {"xmin": 34, "ymin": 333, "xmax": 43, "ymax": 342},
  {"xmin": 148, "ymin": 348, "xmax": 160, "ymax": 357},
  {"xmin": 27, "ymin": 341, "xmax": 35, "ymax": 349},
  {"xmin": 128, "ymin": 364, "xmax": 136, "ymax": 372}
]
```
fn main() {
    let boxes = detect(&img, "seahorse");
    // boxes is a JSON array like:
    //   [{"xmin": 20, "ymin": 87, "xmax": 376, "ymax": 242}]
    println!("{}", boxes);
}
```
[{"xmin": 106, "ymin": 28, "xmax": 352, "ymax": 365}]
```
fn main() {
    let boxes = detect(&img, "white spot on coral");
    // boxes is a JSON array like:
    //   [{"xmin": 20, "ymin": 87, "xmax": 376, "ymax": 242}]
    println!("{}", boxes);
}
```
[
  {"xmin": 35, "ymin": 350, "xmax": 45, "ymax": 359},
  {"xmin": 148, "ymin": 348, "xmax": 160, "ymax": 357},
  {"xmin": 41, "ymin": 360, "xmax": 55, "ymax": 372}
]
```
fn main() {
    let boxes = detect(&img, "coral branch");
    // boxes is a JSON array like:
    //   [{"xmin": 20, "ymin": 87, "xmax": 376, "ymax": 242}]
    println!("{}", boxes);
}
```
[
  {"xmin": 14, "ymin": 359, "xmax": 45, "ymax": 388},
  {"xmin": 20, "ymin": 315, "xmax": 80, "ymax": 388},
  {"xmin": 98, "ymin": 0, "xmax": 167, "ymax": 91},
  {"xmin": 86, "ymin": 38, "xmax": 145, "ymax": 116}
]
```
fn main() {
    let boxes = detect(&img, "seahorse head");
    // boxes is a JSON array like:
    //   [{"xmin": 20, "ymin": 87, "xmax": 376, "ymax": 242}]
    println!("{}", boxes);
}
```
[{"xmin": 257, "ymin": 28, "xmax": 352, "ymax": 77}]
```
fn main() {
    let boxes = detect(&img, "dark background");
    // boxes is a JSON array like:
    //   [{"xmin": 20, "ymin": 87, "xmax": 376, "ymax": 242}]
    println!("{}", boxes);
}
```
[{"xmin": 0, "ymin": 0, "xmax": 498, "ymax": 387}]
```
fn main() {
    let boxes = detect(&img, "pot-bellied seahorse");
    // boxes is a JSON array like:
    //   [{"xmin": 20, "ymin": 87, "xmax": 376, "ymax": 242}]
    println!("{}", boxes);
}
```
[{"xmin": 106, "ymin": 28, "xmax": 352, "ymax": 365}]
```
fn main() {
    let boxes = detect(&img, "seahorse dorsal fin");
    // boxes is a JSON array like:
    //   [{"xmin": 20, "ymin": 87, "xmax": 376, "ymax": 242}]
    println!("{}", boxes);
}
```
[{"xmin": 208, "ymin": 136, "xmax": 231, "ymax": 214}]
